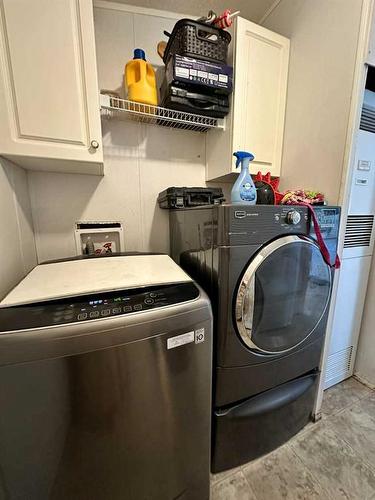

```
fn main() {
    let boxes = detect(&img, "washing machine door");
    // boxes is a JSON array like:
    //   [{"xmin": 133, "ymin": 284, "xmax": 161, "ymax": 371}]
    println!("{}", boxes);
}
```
[{"xmin": 235, "ymin": 235, "xmax": 332, "ymax": 354}]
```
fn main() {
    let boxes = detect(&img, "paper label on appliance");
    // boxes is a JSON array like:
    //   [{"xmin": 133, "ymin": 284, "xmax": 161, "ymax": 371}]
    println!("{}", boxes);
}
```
[
  {"xmin": 197, "ymin": 71, "xmax": 208, "ymax": 79},
  {"xmin": 195, "ymin": 328, "xmax": 205, "ymax": 344},
  {"xmin": 167, "ymin": 331, "xmax": 194, "ymax": 349},
  {"xmin": 219, "ymin": 74, "xmax": 228, "ymax": 83},
  {"xmin": 208, "ymin": 73, "xmax": 218, "ymax": 81},
  {"xmin": 176, "ymin": 66, "xmax": 190, "ymax": 78},
  {"xmin": 190, "ymin": 69, "xmax": 197, "ymax": 77}
]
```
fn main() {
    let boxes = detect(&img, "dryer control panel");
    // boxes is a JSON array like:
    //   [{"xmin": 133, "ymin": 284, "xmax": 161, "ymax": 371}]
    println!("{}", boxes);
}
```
[
  {"xmin": 226, "ymin": 205, "xmax": 308, "ymax": 245},
  {"xmin": 0, "ymin": 282, "xmax": 199, "ymax": 332},
  {"xmin": 224, "ymin": 205, "xmax": 340, "ymax": 246}
]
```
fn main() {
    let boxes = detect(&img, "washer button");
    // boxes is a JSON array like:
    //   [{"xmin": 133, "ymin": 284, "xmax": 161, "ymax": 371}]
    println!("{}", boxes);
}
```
[
  {"xmin": 123, "ymin": 305, "xmax": 132, "ymax": 312},
  {"xmin": 144, "ymin": 298, "xmax": 154, "ymax": 305},
  {"xmin": 90, "ymin": 311, "xmax": 100, "ymax": 318},
  {"xmin": 112, "ymin": 307, "xmax": 122, "ymax": 314},
  {"xmin": 77, "ymin": 313, "xmax": 88, "ymax": 321},
  {"xmin": 101, "ymin": 309, "xmax": 111, "ymax": 316},
  {"xmin": 133, "ymin": 304, "xmax": 142, "ymax": 311},
  {"xmin": 149, "ymin": 292, "xmax": 157, "ymax": 298}
]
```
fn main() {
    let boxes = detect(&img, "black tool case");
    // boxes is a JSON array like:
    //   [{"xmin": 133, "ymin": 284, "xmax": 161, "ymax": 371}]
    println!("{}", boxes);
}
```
[
  {"xmin": 160, "ymin": 81, "xmax": 229, "ymax": 118},
  {"xmin": 158, "ymin": 187, "xmax": 225, "ymax": 209},
  {"xmin": 165, "ymin": 54, "xmax": 233, "ymax": 95}
]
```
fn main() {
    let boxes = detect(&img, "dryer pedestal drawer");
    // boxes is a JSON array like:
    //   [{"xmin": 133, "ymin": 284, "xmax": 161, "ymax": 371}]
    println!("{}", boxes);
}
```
[
  {"xmin": 215, "ymin": 336, "xmax": 322, "ymax": 407},
  {"xmin": 212, "ymin": 372, "xmax": 318, "ymax": 473}
]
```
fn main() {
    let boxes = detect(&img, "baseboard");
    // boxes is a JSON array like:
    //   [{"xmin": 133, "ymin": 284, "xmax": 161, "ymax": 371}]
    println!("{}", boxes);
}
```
[{"xmin": 353, "ymin": 372, "xmax": 375, "ymax": 390}]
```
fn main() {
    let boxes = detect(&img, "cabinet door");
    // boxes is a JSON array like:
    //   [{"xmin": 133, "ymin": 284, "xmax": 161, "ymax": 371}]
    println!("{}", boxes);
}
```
[
  {"xmin": 0, "ymin": 0, "xmax": 103, "ymax": 174},
  {"xmin": 233, "ymin": 18, "xmax": 289, "ymax": 176}
]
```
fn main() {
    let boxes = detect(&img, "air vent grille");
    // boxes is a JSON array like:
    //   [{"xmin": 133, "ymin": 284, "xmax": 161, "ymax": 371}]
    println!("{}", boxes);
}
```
[
  {"xmin": 325, "ymin": 346, "xmax": 354, "ymax": 386},
  {"xmin": 344, "ymin": 215, "xmax": 374, "ymax": 248},
  {"xmin": 360, "ymin": 104, "xmax": 375, "ymax": 133}
]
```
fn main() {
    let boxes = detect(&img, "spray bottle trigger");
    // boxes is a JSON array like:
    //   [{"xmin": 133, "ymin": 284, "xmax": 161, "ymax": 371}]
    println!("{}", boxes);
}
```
[
  {"xmin": 233, "ymin": 151, "xmax": 255, "ymax": 168},
  {"xmin": 233, "ymin": 151, "xmax": 242, "ymax": 168}
]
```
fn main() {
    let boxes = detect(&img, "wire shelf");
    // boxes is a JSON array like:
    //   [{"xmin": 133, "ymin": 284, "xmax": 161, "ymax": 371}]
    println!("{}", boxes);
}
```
[{"xmin": 100, "ymin": 94, "xmax": 225, "ymax": 133}]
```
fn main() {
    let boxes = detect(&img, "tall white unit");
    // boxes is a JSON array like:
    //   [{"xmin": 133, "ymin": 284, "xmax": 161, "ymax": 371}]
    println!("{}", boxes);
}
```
[{"xmin": 324, "ymin": 89, "xmax": 375, "ymax": 389}]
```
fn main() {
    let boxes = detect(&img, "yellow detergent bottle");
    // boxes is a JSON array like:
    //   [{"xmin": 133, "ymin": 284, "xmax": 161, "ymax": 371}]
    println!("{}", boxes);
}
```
[{"xmin": 125, "ymin": 49, "xmax": 158, "ymax": 106}]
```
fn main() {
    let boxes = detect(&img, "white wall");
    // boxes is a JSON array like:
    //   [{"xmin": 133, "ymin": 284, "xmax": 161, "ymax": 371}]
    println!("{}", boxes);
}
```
[
  {"xmin": 355, "ymin": 254, "xmax": 375, "ymax": 386},
  {"xmin": 0, "ymin": 158, "xmax": 37, "ymax": 299},
  {"xmin": 262, "ymin": 0, "xmax": 363, "ymax": 205},
  {"xmin": 28, "ymin": 4, "xmax": 231, "ymax": 263}
]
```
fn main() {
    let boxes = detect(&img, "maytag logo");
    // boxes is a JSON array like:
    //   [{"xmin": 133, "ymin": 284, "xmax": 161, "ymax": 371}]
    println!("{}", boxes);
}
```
[
  {"xmin": 235, "ymin": 210, "xmax": 246, "ymax": 218},
  {"xmin": 234, "ymin": 211, "xmax": 259, "ymax": 218}
]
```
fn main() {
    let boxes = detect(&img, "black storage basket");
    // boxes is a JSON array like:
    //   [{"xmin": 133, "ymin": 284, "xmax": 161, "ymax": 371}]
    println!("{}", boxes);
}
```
[{"xmin": 163, "ymin": 19, "xmax": 231, "ymax": 64}]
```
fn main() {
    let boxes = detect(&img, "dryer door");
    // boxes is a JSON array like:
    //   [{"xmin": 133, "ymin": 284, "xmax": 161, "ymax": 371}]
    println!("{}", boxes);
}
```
[{"xmin": 235, "ymin": 235, "xmax": 332, "ymax": 354}]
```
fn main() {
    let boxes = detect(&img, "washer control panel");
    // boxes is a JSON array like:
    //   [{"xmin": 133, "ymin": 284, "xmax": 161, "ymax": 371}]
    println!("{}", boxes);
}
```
[{"xmin": 0, "ymin": 282, "xmax": 199, "ymax": 332}]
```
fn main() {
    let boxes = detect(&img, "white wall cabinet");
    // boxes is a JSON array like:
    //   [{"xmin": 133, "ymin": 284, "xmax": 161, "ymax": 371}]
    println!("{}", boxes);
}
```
[
  {"xmin": 206, "ymin": 17, "xmax": 289, "ymax": 181},
  {"xmin": 0, "ymin": 0, "xmax": 103, "ymax": 175}
]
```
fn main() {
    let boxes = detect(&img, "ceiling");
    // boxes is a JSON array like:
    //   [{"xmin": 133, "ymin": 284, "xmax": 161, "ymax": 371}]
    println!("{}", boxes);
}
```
[{"xmin": 112, "ymin": 0, "xmax": 277, "ymax": 23}]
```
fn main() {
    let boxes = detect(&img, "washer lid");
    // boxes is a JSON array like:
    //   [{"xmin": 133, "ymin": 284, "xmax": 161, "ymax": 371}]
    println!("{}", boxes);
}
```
[{"xmin": 1, "ymin": 255, "xmax": 191, "ymax": 307}]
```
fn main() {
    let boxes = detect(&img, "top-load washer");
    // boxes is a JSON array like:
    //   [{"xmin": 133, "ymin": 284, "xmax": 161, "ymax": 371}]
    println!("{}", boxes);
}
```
[
  {"xmin": 170, "ymin": 204, "xmax": 340, "ymax": 471},
  {"xmin": 0, "ymin": 253, "xmax": 212, "ymax": 500}
]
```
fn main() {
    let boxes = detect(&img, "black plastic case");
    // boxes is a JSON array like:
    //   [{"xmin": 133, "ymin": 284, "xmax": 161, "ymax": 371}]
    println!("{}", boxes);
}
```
[
  {"xmin": 165, "ymin": 54, "xmax": 233, "ymax": 95},
  {"xmin": 158, "ymin": 187, "xmax": 225, "ymax": 209},
  {"xmin": 160, "ymin": 81, "xmax": 229, "ymax": 118}
]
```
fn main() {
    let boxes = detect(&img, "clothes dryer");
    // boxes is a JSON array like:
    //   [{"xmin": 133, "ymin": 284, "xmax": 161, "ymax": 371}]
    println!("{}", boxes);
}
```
[{"xmin": 170, "ymin": 205, "xmax": 340, "ymax": 471}]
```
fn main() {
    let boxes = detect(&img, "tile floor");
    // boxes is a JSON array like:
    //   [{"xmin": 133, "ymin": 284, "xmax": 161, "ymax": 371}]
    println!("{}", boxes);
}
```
[{"xmin": 211, "ymin": 377, "xmax": 375, "ymax": 500}]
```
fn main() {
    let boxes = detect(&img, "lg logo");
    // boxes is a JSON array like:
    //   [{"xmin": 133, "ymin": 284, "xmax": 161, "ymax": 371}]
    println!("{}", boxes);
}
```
[{"xmin": 195, "ymin": 328, "xmax": 205, "ymax": 344}]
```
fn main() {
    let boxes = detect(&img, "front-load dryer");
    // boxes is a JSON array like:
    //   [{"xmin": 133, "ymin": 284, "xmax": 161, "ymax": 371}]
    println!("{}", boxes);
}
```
[{"xmin": 170, "ymin": 204, "xmax": 340, "ymax": 472}]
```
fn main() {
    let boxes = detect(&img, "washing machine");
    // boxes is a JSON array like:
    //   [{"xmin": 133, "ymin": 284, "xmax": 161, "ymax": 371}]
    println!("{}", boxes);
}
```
[
  {"xmin": 170, "ymin": 205, "xmax": 340, "ymax": 472},
  {"xmin": 0, "ymin": 254, "xmax": 212, "ymax": 500}
]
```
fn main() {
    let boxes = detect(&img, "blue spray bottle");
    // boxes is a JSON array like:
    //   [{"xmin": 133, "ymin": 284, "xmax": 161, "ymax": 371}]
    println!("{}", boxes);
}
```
[{"xmin": 231, "ymin": 151, "xmax": 257, "ymax": 204}]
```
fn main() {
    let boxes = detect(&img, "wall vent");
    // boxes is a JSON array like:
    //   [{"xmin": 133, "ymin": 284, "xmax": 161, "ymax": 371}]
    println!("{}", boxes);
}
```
[
  {"xmin": 344, "ymin": 215, "xmax": 374, "ymax": 248},
  {"xmin": 325, "ymin": 346, "xmax": 354, "ymax": 386},
  {"xmin": 360, "ymin": 103, "xmax": 375, "ymax": 133}
]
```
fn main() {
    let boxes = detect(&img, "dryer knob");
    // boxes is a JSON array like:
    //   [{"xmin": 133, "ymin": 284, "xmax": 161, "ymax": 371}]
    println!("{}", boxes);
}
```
[{"xmin": 286, "ymin": 210, "xmax": 301, "ymax": 225}]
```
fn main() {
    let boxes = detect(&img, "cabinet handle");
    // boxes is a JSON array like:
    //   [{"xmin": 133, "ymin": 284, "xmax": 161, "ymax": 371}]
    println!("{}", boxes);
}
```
[{"xmin": 90, "ymin": 140, "xmax": 99, "ymax": 150}]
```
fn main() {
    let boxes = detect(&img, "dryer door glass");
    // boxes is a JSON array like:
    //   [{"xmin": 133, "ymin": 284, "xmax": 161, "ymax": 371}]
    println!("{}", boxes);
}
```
[{"xmin": 235, "ymin": 235, "xmax": 332, "ymax": 354}]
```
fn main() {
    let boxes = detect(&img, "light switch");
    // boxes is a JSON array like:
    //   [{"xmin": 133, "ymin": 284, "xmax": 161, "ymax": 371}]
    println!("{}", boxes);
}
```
[{"xmin": 355, "ymin": 178, "xmax": 368, "ymax": 185}]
